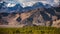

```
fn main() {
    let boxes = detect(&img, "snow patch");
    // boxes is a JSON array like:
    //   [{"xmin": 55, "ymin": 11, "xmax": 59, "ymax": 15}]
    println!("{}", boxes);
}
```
[{"xmin": 6, "ymin": 3, "xmax": 16, "ymax": 7}]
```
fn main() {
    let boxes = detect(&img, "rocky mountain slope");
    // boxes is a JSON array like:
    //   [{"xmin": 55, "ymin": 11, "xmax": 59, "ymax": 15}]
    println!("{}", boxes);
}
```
[
  {"xmin": 0, "ymin": 1, "xmax": 60, "ymax": 27},
  {"xmin": 0, "ymin": 7, "xmax": 60, "ymax": 27}
]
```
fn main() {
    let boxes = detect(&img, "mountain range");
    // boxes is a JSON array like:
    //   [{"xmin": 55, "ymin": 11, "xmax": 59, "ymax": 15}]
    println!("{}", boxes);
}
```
[
  {"xmin": 0, "ymin": 1, "xmax": 52, "ymax": 13},
  {"xmin": 0, "ymin": 1, "xmax": 60, "ymax": 27}
]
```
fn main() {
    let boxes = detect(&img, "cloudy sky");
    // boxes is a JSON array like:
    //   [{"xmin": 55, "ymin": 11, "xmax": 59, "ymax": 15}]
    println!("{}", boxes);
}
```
[
  {"xmin": 2, "ymin": 0, "xmax": 59, "ymax": 2},
  {"xmin": 2, "ymin": 0, "xmax": 50, "ymax": 3}
]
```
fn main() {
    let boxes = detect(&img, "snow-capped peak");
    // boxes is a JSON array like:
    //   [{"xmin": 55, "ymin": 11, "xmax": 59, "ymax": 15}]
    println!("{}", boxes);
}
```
[
  {"xmin": 1, "ymin": 0, "xmax": 60, "ymax": 8},
  {"xmin": 21, "ymin": 1, "xmax": 46, "ymax": 8},
  {"xmin": 21, "ymin": 1, "xmax": 36, "ymax": 8},
  {"xmin": 6, "ymin": 3, "xmax": 16, "ymax": 7}
]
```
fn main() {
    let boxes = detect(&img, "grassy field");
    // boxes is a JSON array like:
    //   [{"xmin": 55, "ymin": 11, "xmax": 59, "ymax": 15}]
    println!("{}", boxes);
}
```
[{"xmin": 0, "ymin": 26, "xmax": 60, "ymax": 34}]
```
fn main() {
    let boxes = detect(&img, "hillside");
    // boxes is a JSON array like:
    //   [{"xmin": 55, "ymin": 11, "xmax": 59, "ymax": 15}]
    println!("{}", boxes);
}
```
[
  {"xmin": 0, "ymin": 7, "xmax": 60, "ymax": 27},
  {"xmin": 0, "ymin": 1, "xmax": 60, "ymax": 28}
]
